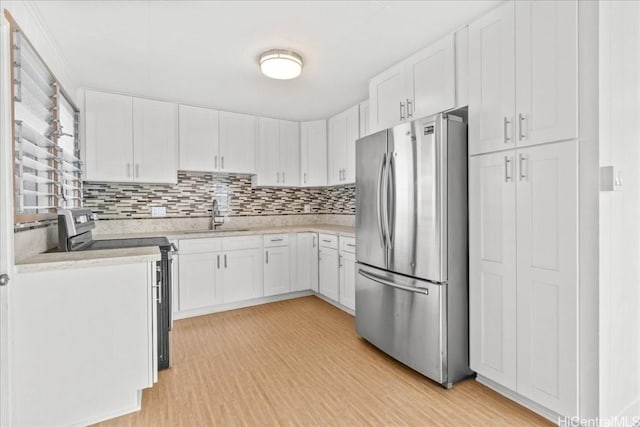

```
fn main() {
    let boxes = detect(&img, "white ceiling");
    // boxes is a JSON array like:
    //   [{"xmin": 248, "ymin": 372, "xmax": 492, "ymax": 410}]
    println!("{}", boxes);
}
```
[{"xmin": 32, "ymin": 0, "xmax": 501, "ymax": 121}]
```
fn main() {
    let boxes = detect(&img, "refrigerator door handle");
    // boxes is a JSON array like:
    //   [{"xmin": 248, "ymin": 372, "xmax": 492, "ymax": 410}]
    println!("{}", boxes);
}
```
[
  {"xmin": 358, "ymin": 269, "xmax": 429, "ymax": 295},
  {"xmin": 386, "ymin": 152, "xmax": 396, "ymax": 249},
  {"xmin": 377, "ymin": 153, "xmax": 387, "ymax": 248}
]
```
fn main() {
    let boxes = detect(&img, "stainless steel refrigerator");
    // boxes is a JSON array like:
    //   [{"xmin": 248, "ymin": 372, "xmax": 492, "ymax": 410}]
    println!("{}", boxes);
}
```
[{"xmin": 355, "ymin": 112, "xmax": 471, "ymax": 388}]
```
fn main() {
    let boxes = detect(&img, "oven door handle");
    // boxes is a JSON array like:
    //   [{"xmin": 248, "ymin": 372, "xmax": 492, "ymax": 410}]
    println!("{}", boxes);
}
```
[{"xmin": 168, "ymin": 243, "xmax": 179, "ymax": 254}]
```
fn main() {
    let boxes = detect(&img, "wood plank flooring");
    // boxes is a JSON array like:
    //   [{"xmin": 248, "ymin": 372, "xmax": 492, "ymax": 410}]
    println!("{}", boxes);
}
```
[{"xmin": 97, "ymin": 296, "xmax": 551, "ymax": 426}]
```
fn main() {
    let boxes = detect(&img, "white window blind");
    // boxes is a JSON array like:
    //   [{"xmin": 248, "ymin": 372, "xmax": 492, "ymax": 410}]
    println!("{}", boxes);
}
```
[{"xmin": 12, "ymin": 25, "xmax": 82, "ymax": 221}]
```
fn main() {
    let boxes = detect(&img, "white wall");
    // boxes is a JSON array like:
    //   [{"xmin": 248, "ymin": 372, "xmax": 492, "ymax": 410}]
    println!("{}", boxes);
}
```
[{"xmin": 599, "ymin": 1, "xmax": 640, "ymax": 424}]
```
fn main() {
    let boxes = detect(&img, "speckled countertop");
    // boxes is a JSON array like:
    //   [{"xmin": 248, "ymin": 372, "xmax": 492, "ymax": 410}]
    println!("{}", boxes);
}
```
[{"xmin": 15, "ymin": 224, "xmax": 355, "ymax": 273}]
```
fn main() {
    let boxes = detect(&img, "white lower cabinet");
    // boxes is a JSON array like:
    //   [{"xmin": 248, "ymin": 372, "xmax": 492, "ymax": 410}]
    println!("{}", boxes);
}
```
[
  {"xmin": 295, "ymin": 233, "xmax": 319, "ymax": 292},
  {"xmin": 339, "ymin": 251, "xmax": 356, "ymax": 310},
  {"xmin": 178, "ymin": 252, "xmax": 222, "ymax": 310},
  {"xmin": 319, "ymin": 247, "xmax": 340, "ymax": 301},
  {"xmin": 221, "ymin": 248, "xmax": 262, "ymax": 303},
  {"xmin": 469, "ymin": 140, "xmax": 578, "ymax": 417},
  {"xmin": 263, "ymin": 245, "xmax": 291, "ymax": 297}
]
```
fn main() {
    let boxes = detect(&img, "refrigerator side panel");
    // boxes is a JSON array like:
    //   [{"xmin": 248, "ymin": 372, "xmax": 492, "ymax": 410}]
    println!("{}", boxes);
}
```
[
  {"xmin": 355, "ymin": 130, "xmax": 388, "ymax": 270},
  {"xmin": 388, "ymin": 116, "xmax": 445, "ymax": 282}
]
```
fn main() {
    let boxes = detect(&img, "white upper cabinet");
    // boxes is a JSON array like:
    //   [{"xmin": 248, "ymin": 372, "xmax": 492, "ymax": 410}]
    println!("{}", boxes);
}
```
[
  {"xmin": 256, "ymin": 117, "xmax": 280, "ymax": 185},
  {"xmin": 514, "ymin": 0, "xmax": 578, "ymax": 147},
  {"xmin": 328, "ymin": 104, "xmax": 359, "ymax": 185},
  {"xmin": 469, "ymin": 1, "xmax": 516, "ymax": 155},
  {"xmin": 279, "ymin": 120, "xmax": 300, "ymax": 186},
  {"xmin": 255, "ymin": 118, "xmax": 299, "ymax": 186},
  {"xmin": 469, "ymin": 0, "xmax": 578, "ymax": 155},
  {"xmin": 405, "ymin": 34, "xmax": 455, "ymax": 120},
  {"xmin": 84, "ymin": 90, "xmax": 133, "ymax": 182},
  {"xmin": 219, "ymin": 111, "xmax": 257, "ymax": 174},
  {"xmin": 132, "ymin": 98, "xmax": 178, "ymax": 184},
  {"xmin": 369, "ymin": 34, "xmax": 456, "ymax": 133},
  {"xmin": 359, "ymin": 100, "xmax": 370, "ymax": 137},
  {"xmin": 84, "ymin": 90, "xmax": 178, "ymax": 183},
  {"xmin": 300, "ymin": 120, "xmax": 327, "ymax": 187},
  {"xmin": 178, "ymin": 104, "xmax": 219, "ymax": 172}
]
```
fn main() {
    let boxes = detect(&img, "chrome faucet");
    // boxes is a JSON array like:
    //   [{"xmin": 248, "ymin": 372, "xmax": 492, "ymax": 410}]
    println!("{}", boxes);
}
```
[{"xmin": 211, "ymin": 199, "xmax": 224, "ymax": 230}]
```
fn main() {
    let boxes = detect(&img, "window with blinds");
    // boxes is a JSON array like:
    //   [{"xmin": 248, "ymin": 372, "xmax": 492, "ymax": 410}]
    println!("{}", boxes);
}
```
[{"xmin": 10, "ymin": 18, "xmax": 82, "ymax": 223}]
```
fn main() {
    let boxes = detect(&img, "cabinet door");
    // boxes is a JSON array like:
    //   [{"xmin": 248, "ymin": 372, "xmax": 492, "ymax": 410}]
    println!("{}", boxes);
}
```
[
  {"xmin": 219, "ymin": 111, "xmax": 257, "ymax": 174},
  {"xmin": 407, "ymin": 34, "xmax": 456, "ymax": 120},
  {"xmin": 328, "ymin": 114, "xmax": 347, "ymax": 185},
  {"xmin": 344, "ymin": 105, "xmax": 359, "ymax": 184},
  {"xmin": 516, "ymin": 141, "xmax": 577, "ymax": 416},
  {"xmin": 279, "ymin": 120, "xmax": 300, "ymax": 186},
  {"xmin": 263, "ymin": 246, "xmax": 291, "ymax": 296},
  {"xmin": 515, "ymin": 0, "xmax": 577, "ymax": 147},
  {"xmin": 300, "ymin": 121, "xmax": 327, "ymax": 187},
  {"xmin": 222, "ymin": 249, "xmax": 262, "ymax": 303},
  {"xmin": 132, "ymin": 98, "xmax": 178, "ymax": 183},
  {"xmin": 369, "ymin": 62, "xmax": 407, "ymax": 133},
  {"xmin": 295, "ymin": 233, "xmax": 319, "ymax": 292},
  {"xmin": 319, "ymin": 247, "xmax": 339, "ymax": 301},
  {"xmin": 469, "ymin": 1, "xmax": 516, "ymax": 155},
  {"xmin": 178, "ymin": 252, "xmax": 222, "ymax": 310},
  {"xmin": 178, "ymin": 104, "xmax": 219, "ymax": 172},
  {"xmin": 339, "ymin": 251, "xmax": 356, "ymax": 310},
  {"xmin": 469, "ymin": 151, "xmax": 517, "ymax": 390},
  {"xmin": 359, "ymin": 100, "xmax": 370, "ymax": 137},
  {"xmin": 256, "ymin": 117, "xmax": 280, "ymax": 186},
  {"xmin": 84, "ymin": 90, "xmax": 133, "ymax": 182}
]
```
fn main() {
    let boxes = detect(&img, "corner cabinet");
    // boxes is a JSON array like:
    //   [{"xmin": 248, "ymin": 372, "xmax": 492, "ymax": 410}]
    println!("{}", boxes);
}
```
[
  {"xmin": 300, "ymin": 121, "xmax": 327, "ymax": 187},
  {"xmin": 369, "ymin": 34, "xmax": 455, "ymax": 134},
  {"xmin": 468, "ymin": 0, "xmax": 577, "ymax": 155},
  {"xmin": 85, "ymin": 90, "xmax": 177, "ymax": 183},
  {"xmin": 328, "ymin": 105, "xmax": 359, "ymax": 185},
  {"xmin": 255, "ymin": 118, "xmax": 300, "ymax": 186},
  {"xmin": 469, "ymin": 140, "xmax": 578, "ymax": 417}
]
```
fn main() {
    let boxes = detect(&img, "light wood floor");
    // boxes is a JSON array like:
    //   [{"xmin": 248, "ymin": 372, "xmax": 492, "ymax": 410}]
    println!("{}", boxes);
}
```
[{"xmin": 97, "ymin": 296, "xmax": 551, "ymax": 426}]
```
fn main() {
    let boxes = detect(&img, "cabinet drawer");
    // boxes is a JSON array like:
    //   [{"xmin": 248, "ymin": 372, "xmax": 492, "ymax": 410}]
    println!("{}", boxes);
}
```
[
  {"xmin": 319, "ymin": 233, "xmax": 338, "ymax": 249},
  {"xmin": 179, "ymin": 238, "xmax": 222, "ymax": 254},
  {"xmin": 339, "ymin": 236, "xmax": 356, "ymax": 254},
  {"xmin": 263, "ymin": 233, "xmax": 289, "ymax": 248},
  {"xmin": 222, "ymin": 235, "xmax": 261, "ymax": 251}
]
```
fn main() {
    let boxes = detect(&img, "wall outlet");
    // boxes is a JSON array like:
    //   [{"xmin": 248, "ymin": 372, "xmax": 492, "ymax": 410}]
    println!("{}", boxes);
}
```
[
  {"xmin": 151, "ymin": 206, "xmax": 166, "ymax": 217},
  {"xmin": 303, "ymin": 204, "xmax": 311, "ymax": 213}
]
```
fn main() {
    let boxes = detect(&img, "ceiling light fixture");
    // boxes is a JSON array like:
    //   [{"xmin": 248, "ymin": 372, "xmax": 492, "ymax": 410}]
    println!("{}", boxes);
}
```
[{"xmin": 259, "ymin": 49, "xmax": 303, "ymax": 80}]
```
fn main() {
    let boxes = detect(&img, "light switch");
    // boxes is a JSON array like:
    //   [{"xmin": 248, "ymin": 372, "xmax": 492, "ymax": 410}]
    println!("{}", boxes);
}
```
[
  {"xmin": 600, "ymin": 166, "xmax": 623, "ymax": 191},
  {"xmin": 151, "ymin": 206, "xmax": 167, "ymax": 217}
]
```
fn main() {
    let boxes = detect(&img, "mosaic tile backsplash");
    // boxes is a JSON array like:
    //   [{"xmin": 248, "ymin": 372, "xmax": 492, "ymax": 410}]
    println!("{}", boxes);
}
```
[{"xmin": 84, "ymin": 172, "xmax": 355, "ymax": 219}]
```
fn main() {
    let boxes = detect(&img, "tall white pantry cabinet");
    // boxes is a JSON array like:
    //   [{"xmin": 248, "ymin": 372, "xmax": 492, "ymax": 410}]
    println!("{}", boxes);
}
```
[{"xmin": 468, "ymin": 0, "xmax": 579, "ymax": 420}]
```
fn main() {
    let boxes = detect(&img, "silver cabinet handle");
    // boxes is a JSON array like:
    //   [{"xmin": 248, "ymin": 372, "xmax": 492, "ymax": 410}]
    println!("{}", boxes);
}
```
[
  {"xmin": 224, "ymin": 254, "xmax": 227, "ymax": 268},
  {"xmin": 338, "ymin": 254, "xmax": 343, "ymax": 267},
  {"xmin": 270, "ymin": 238, "xmax": 284, "ymax": 242},
  {"xmin": 214, "ymin": 155, "xmax": 218, "ymax": 170},
  {"xmin": 518, "ymin": 113, "xmax": 527, "ymax": 141},
  {"xmin": 221, "ymin": 156, "xmax": 224, "ymax": 170},
  {"xmin": 399, "ymin": 101, "xmax": 405, "ymax": 120},
  {"xmin": 277, "ymin": 172, "xmax": 280, "ymax": 183},
  {"xmin": 304, "ymin": 172, "xmax": 307, "ymax": 184},
  {"xmin": 504, "ymin": 156, "xmax": 512, "ymax": 182},
  {"xmin": 312, "ymin": 235, "xmax": 316, "ymax": 248},
  {"xmin": 135, "ymin": 163, "xmax": 140, "ymax": 178},
  {"xmin": 358, "ymin": 269, "xmax": 429, "ymax": 295},
  {"xmin": 282, "ymin": 172, "xmax": 285, "ymax": 183},
  {"xmin": 126, "ymin": 163, "xmax": 132, "ymax": 177},
  {"xmin": 519, "ymin": 154, "xmax": 527, "ymax": 181},
  {"xmin": 504, "ymin": 117, "xmax": 511, "ymax": 144},
  {"xmin": 346, "ymin": 243, "xmax": 356, "ymax": 248},
  {"xmin": 217, "ymin": 254, "xmax": 220, "ymax": 269},
  {"xmin": 406, "ymin": 99, "xmax": 413, "ymax": 118},
  {"xmin": 265, "ymin": 250, "xmax": 269, "ymax": 264}
]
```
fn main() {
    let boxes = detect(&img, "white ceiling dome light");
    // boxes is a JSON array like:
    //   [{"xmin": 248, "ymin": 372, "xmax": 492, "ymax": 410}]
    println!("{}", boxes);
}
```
[{"xmin": 259, "ymin": 49, "xmax": 303, "ymax": 80}]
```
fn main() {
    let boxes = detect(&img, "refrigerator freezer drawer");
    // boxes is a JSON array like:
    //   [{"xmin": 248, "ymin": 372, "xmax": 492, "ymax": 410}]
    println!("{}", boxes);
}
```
[{"xmin": 355, "ymin": 263, "xmax": 447, "ymax": 385}]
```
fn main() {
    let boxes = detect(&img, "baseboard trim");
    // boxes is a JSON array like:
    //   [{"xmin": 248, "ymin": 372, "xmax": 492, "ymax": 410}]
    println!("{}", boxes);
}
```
[
  {"xmin": 313, "ymin": 293, "xmax": 355, "ymax": 316},
  {"xmin": 71, "ymin": 391, "xmax": 141, "ymax": 427},
  {"xmin": 476, "ymin": 375, "xmax": 562, "ymax": 425},
  {"xmin": 174, "ymin": 290, "xmax": 314, "ymax": 319}
]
